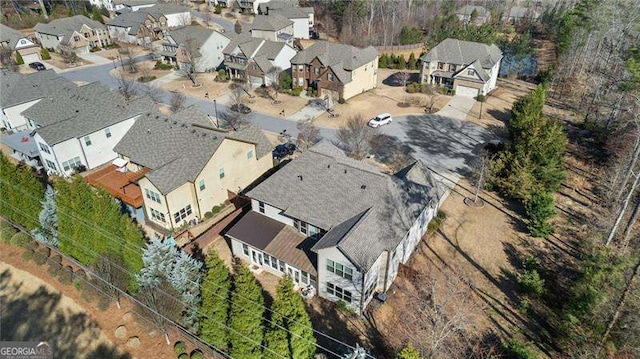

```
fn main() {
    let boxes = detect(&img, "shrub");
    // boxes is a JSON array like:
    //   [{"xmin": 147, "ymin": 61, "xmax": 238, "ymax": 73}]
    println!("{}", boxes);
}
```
[
  {"xmin": 22, "ymin": 248, "xmax": 35, "ymax": 261},
  {"xmin": 59, "ymin": 266, "xmax": 73, "ymax": 285},
  {"xmin": 427, "ymin": 211, "xmax": 447, "ymax": 234},
  {"xmin": 33, "ymin": 247, "xmax": 49, "ymax": 265},
  {"xmin": 15, "ymin": 51, "xmax": 24, "ymax": 65},
  {"xmin": 0, "ymin": 220, "xmax": 17, "ymax": 243},
  {"xmin": 47, "ymin": 260, "xmax": 62, "ymax": 277},
  {"xmin": 407, "ymin": 95, "xmax": 424, "ymax": 107},
  {"xmin": 174, "ymin": 341, "xmax": 186, "ymax": 355},
  {"xmin": 51, "ymin": 253, "xmax": 62, "ymax": 264},
  {"xmin": 154, "ymin": 60, "xmax": 173, "ymax": 70},
  {"xmin": 278, "ymin": 70, "xmax": 292, "ymax": 89},
  {"xmin": 40, "ymin": 47, "xmax": 51, "ymax": 60},
  {"xmin": 178, "ymin": 354, "xmax": 189, "ymax": 359},
  {"xmin": 10, "ymin": 232, "xmax": 30, "ymax": 247},
  {"xmin": 211, "ymin": 205, "xmax": 222, "ymax": 215},
  {"xmin": 214, "ymin": 4, "xmax": 222, "ymax": 14},
  {"xmin": 517, "ymin": 269, "xmax": 545, "ymax": 297},
  {"xmin": 138, "ymin": 75, "xmax": 157, "ymax": 82},
  {"xmin": 90, "ymin": 47, "xmax": 101, "ymax": 53},
  {"xmin": 215, "ymin": 69, "xmax": 229, "ymax": 82},
  {"xmin": 190, "ymin": 350, "xmax": 204, "ymax": 359},
  {"xmin": 518, "ymin": 298, "xmax": 530, "ymax": 314},
  {"xmin": 406, "ymin": 82, "xmax": 421, "ymax": 93},
  {"xmin": 338, "ymin": 98, "xmax": 346, "ymax": 104},
  {"xmin": 73, "ymin": 276, "xmax": 85, "ymax": 291},
  {"xmin": 290, "ymin": 86, "xmax": 303, "ymax": 96},
  {"xmin": 504, "ymin": 340, "xmax": 536, "ymax": 359},
  {"xmin": 204, "ymin": 211, "xmax": 214, "ymax": 219},
  {"xmin": 475, "ymin": 94, "xmax": 485, "ymax": 102},
  {"xmin": 97, "ymin": 295, "xmax": 110, "ymax": 311}
]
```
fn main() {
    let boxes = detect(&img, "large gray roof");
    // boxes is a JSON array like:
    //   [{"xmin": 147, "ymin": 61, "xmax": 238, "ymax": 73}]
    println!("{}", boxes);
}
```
[
  {"xmin": 22, "ymin": 82, "xmax": 155, "ymax": 145},
  {"xmin": 0, "ymin": 24, "xmax": 37, "ymax": 50},
  {"xmin": 106, "ymin": 11, "xmax": 153, "ymax": 35},
  {"xmin": 0, "ymin": 70, "xmax": 73, "ymax": 108},
  {"xmin": 258, "ymin": 0, "xmax": 313, "ymax": 16},
  {"xmin": 420, "ymin": 38, "xmax": 502, "ymax": 69},
  {"xmin": 34, "ymin": 15, "xmax": 105, "ymax": 36},
  {"xmin": 290, "ymin": 41, "xmax": 378, "ymax": 83},
  {"xmin": 166, "ymin": 26, "xmax": 217, "ymax": 57},
  {"xmin": 113, "ymin": 0, "xmax": 157, "ymax": 6},
  {"xmin": 114, "ymin": 105, "xmax": 272, "ymax": 194},
  {"xmin": 247, "ymin": 141, "xmax": 439, "ymax": 270},
  {"xmin": 250, "ymin": 14, "xmax": 293, "ymax": 31}
]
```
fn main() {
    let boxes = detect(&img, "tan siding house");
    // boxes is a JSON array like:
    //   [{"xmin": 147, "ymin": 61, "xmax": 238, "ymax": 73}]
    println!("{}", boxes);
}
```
[{"xmin": 34, "ymin": 15, "xmax": 111, "ymax": 54}]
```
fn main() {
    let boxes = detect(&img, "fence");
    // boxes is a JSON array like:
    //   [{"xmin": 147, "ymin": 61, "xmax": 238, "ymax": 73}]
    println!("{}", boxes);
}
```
[{"xmin": 374, "ymin": 43, "xmax": 425, "ymax": 53}]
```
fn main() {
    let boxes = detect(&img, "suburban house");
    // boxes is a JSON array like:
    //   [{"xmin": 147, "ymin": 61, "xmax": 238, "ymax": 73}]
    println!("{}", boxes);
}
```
[
  {"xmin": 501, "ymin": 6, "xmax": 541, "ymax": 23},
  {"xmin": 223, "ymin": 33, "xmax": 296, "ymax": 85},
  {"xmin": 113, "ymin": 105, "xmax": 273, "ymax": 231},
  {"xmin": 0, "ymin": 23, "xmax": 41, "ymax": 64},
  {"xmin": 112, "ymin": 0, "xmax": 157, "ymax": 12},
  {"xmin": 34, "ymin": 15, "xmax": 112, "ymax": 54},
  {"xmin": 236, "ymin": 0, "xmax": 272, "ymax": 14},
  {"xmin": 258, "ymin": 0, "xmax": 314, "ymax": 39},
  {"xmin": 249, "ymin": 14, "xmax": 294, "ymax": 46},
  {"xmin": 456, "ymin": 5, "xmax": 491, "ymax": 25},
  {"xmin": 161, "ymin": 26, "xmax": 231, "ymax": 72},
  {"xmin": 107, "ymin": 4, "xmax": 191, "ymax": 44},
  {"xmin": 419, "ymin": 38, "xmax": 503, "ymax": 97},
  {"xmin": 226, "ymin": 141, "xmax": 443, "ymax": 313},
  {"xmin": 19, "ymin": 82, "xmax": 154, "ymax": 176},
  {"xmin": 290, "ymin": 41, "xmax": 379, "ymax": 101}
]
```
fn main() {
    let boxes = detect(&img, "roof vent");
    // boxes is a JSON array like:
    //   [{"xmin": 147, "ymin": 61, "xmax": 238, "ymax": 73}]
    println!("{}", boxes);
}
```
[
  {"xmin": 191, "ymin": 129, "xmax": 196, "ymax": 133},
  {"xmin": 146, "ymin": 129, "xmax": 151, "ymax": 134},
  {"xmin": 155, "ymin": 115, "xmax": 160, "ymax": 119},
  {"xmin": 173, "ymin": 121, "xmax": 178, "ymax": 125},
  {"xmin": 297, "ymin": 175, "xmax": 303, "ymax": 181},
  {"xmin": 361, "ymin": 184, "xmax": 366, "ymax": 189},
  {"xmin": 164, "ymin": 118, "xmax": 168, "ymax": 122},
  {"xmin": 75, "ymin": 109, "xmax": 79, "ymax": 113},
  {"xmin": 344, "ymin": 169, "xmax": 347, "ymax": 174}
]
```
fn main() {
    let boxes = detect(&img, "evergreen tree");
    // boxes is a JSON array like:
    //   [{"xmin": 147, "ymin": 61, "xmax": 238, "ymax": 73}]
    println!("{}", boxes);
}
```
[
  {"xmin": 408, "ymin": 53, "xmax": 417, "ymax": 70},
  {"xmin": 397, "ymin": 55, "xmax": 407, "ymax": 70},
  {"xmin": 137, "ymin": 237, "xmax": 177, "ymax": 288},
  {"xmin": 229, "ymin": 257, "xmax": 265, "ymax": 359},
  {"xmin": 15, "ymin": 51, "xmax": 23, "ymax": 65},
  {"xmin": 524, "ymin": 191, "xmax": 556, "ymax": 238},
  {"xmin": 32, "ymin": 185, "xmax": 58, "ymax": 246},
  {"xmin": 170, "ymin": 250, "xmax": 203, "ymax": 332},
  {"xmin": 92, "ymin": 7, "xmax": 104, "ymax": 23},
  {"xmin": 200, "ymin": 252, "xmax": 232, "ymax": 351},
  {"xmin": 266, "ymin": 276, "xmax": 316, "ymax": 359},
  {"xmin": 396, "ymin": 343, "xmax": 421, "ymax": 359},
  {"xmin": 0, "ymin": 153, "xmax": 44, "ymax": 231},
  {"xmin": 378, "ymin": 54, "xmax": 388, "ymax": 68},
  {"xmin": 40, "ymin": 47, "xmax": 51, "ymax": 60}
]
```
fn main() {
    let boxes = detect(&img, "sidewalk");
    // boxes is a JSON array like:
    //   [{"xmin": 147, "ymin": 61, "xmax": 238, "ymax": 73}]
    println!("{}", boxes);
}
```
[
  {"xmin": 78, "ymin": 52, "xmax": 112, "ymax": 65},
  {"xmin": 285, "ymin": 98, "xmax": 328, "ymax": 122},
  {"xmin": 148, "ymin": 71, "xmax": 182, "ymax": 87}
]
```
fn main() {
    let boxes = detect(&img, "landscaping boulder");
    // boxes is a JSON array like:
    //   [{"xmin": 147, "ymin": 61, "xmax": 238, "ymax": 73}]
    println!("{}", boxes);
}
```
[
  {"xmin": 115, "ymin": 325, "xmax": 127, "ymax": 338},
  {"xmin": 126, "ymin": 336, "xmax": 140, "ymax": 348}
]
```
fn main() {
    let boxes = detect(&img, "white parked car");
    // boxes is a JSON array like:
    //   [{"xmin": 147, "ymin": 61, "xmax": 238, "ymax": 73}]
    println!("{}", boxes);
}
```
[{"xmin": 368, "ymin": 113, "xmax": 393, "ymax": 128}]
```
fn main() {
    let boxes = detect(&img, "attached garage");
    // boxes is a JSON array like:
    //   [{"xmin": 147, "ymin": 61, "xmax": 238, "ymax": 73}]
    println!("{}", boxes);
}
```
[
  {"xmin": 455, "ymin": 85, "xmax": 479, "ymax": 98},
  {"xmin": 21, "ymin": 53, "xmax": 40, "ymax": 64}
]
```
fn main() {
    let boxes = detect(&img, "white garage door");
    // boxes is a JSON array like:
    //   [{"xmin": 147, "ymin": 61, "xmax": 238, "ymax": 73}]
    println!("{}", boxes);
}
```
[
  {"xmin": 22, "ymin": 53, "xmax": 40, "ymax": 64},
  {"xmin": 455, "ymin": 85, "xmax": 479, "ymax": 98}
]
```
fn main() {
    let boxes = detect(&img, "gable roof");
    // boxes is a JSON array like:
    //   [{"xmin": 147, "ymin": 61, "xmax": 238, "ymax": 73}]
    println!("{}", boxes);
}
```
[
  {"xmin": 258, "ymin": 0, "xmax": 313, "ymax": 16},
  {"xmin": 34, "ymin": 15, "xmax": 105, "ymax": 36},
  {"xmin": 250, "ymin": 14, "xmax": 293, "ymax": 31},
  {"xmin": 113, "ymin": 0, "xmax": 157, "ymax": 6},
  {"xmin": 457, "ymin": 5, "xmax": 489, "ymax": 17},
  {"xmin": 107, "ymin": 11, "xmax": 154, "ymax": 35},
  {"xmin": 0, "ymin": 70, "xmax": 73, "ymax": 108},
  {"xmin": 0, "ymin": 24, "xmax": 37, "ymax": 50},
  {"xmin": 290, "ymin": 41, "xmax": 378, "ymax": 83},
  {"xmin": 166, "ymin": 26, "xmax": 216, "ymax": 57},
  {"xmin": 420, "ymin": 38, "xmax": 502, "ymax": 70},
  {"xmin": 247, "ymin": 141, "xmax": 439, "ymax": 270},
  {"xmin": 150, "ymin": 3, "xmax": 190, "ymax": 15},
  {"xmin": 22, "ymin": 82, "xmax": 155, "ymax": 145},
  {"xmin": 114, "ymin": 105, "xmax": 271, "ymax": 194}
]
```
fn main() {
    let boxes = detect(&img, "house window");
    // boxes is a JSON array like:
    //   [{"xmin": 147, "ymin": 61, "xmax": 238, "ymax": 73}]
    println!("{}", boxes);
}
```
[
  {"xmin": 293, "ymin": 219, "xmax": 308, "ymax": 235},
  {"xmin": 314, "ymin": 67, "xmax": 320, "ymax": 75},
  {"xmin": 326, "ymin": 259, "xmax": 353, "ymax": 280},
  {"xmin": 327, "ymin": 73, "xmax": 334, "ymax": 81},
  {"xmin": 247, "ymin": 150, "xmax": 254, "ymax": 159},
  {"xmin": 38, "ymin": 142, "xmax": 51, "ymax": 154},
  {"xmin": 258, "ymin": 201, "xmax": 265, "ymax": 213},
  {"xmin": 105, "ymin": 128, "xmax": 112, "ymax": 138},
  {"xmin": 61, "ymin": 156, "xmax": 82, "ymax": 172},
  {"xmin": 219, "ymin": 167, "xmax": 225, "ymax": 179},
  {"xmin": 242, "ymin": 243, "xmax": 249, "ymax": 256},
  {"xmin": 144, "ymin": 188, "xmax": 162, "ymax": 203},
  {"xmin": 437, "ymin": 62, "xmax": 445, "ymax": 70},
  {"xmin": 467, "ymin": 69, "xmax": 476, "ymax": 76},
  {"xmin": 278, "ymin": 260, "xmax": 286, "ymax": 272},
  {"xmin": 301, "ymin": 270, "xmax": 310, "ymax": 285},
  {"xmin": 173, "ymin": 204, "xmax": 193, "ymax": 223},
  {"xmin": 297, "ymin": 64, "xmax": 303, "ymax": 71},
  {"xmin": 364, "ymin": 278, "xmax": 377, "ymax": 300},
  {"xmin": 84, "ymin": 136, "xmax": 92, "ymax": 146},
  {"xmin": 198, "ymin": 179, "xmax": 205, "ymax": 191},
  {"xmin": 326, "ymin": 282, "xmax": 352, "ymax": 303},
  {"xmin": 73, "ymin": 35, "xmax": 80, "ymax": 42},
  {"xmin": 45, "ymin": 159, "xmax": 57, "ymax": 171},
  {"xmin": 150, "ymin": 208, "xmax": 166, "ymax": 223}
]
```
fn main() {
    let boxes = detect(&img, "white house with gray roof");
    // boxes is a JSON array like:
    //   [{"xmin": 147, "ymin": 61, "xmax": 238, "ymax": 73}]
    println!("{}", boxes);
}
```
[
  {"xmin": 0, "ymin": 23, "xmax": 41, "ymax": 64},
  {"xmin": 249, "ymin": 14, "xmax": 294, "ymax": 46},
  {"xmin": 456, "ymin": 5, "xmax": 491, "ymax": 25},
  {"xmin": 16, "ymin": 82, "xmax": 155, "ymax": 176},
  {"xmin": 226, "ymin": 141, "xmax": 443, "ymax": 313},
  {"xmin": 419, "ymin": 38, "xmax": 503, "ymax": 97},
  {"xmin": 114, "ymin": 105, "xmax": 273, "ymax": 231},
  {"xmin": 161, "ymin": 26, "xmax": 231, "ymax": 72},
  {"xmin": 34, "ymin": 15, "xmax": 112, "ymax": 54},
  {"xmin": 257, "ymin": 0, "xmax": 314, "ymax": 39}
]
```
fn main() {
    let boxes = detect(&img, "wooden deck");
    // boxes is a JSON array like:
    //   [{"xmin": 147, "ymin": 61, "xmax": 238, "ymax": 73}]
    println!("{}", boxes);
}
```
[{"xmin": 85, "ymin": 165, "xmax": 149, "ymax": 208}]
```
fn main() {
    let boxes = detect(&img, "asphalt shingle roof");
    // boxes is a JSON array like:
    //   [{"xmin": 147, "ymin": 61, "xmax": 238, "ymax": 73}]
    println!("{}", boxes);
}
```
[
  {"xmin": 114, "ymin": 105, "xmax": 271, "ymax": 194},
  {"xmin": 290, "ymin": 41, "xmax": 378, "ymax": 83},
  {"xmin": 34, "ymin": 15, "xmax": 105, "ymax": 36},
  {"xmin": 0, "ymin": 24, "xmax": 37, "ymax": 50},
  {"xmin": 22, "ymin": 82, "xmax": 155, "ymax": 145},
  {"xmin": 457, "ymin": 5, "xmax": 489, "ymax": 17},
  {"xmin": 250, "ymin": 14, "xmax": 293, "ymax": 31},
  {"xmin": 420, "ymin": 38, "xmax": 502, "ymax": 70},
  {"xmin": 247, "ymin": 141, "xmax": 440, "ymax": 270},
  {"xmin": 0, "ymin": 70, "xmax": 73, "ymax": 108},
  {"xmin": 113, "ymin": 0, "xmax": 157, "ymax": 6},
  {"xmin": 166, "ymin": 26, "xmax": 217, "ymax": 57}
]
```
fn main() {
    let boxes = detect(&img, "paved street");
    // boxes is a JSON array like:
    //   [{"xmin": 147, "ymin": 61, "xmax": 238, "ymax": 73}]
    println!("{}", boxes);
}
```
[{"xmin": 191, "ymin": 10, "xmax": 235, "ymax": 33}]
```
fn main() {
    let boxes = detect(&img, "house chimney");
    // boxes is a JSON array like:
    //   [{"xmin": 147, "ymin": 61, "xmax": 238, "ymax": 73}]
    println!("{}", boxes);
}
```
[
  {"xmin": 327, "ymin": 164, "xmax": 330, "ymax": 168},
  {"xmin": 344, "ymin": 169, "xmax": 347, "ymax": 174},
  {"xmin": 361, "ymin": 185, "xmax": 367, "ymax": 189},
  {"xmin": 298, "ymin": 175, "xmax": 303, "ymax": 181}
]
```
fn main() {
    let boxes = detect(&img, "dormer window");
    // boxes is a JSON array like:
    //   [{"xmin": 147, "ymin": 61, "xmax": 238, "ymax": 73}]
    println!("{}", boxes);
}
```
[{"xmin": 467, "ymin": 69, "xmax": 476, "ymax": 76}]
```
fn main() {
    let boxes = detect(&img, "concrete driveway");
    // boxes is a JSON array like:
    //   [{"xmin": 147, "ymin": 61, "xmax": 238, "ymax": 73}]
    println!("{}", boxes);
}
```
[{"xmin": 435, "ymin": 95, "xmax": 476, "ymax": 121}]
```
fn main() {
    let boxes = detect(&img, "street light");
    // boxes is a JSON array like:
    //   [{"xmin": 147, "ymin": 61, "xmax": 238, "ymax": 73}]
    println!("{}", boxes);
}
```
[{"xmin": 213, "ymin": 99, "xmax": 219, "ymax": 128}]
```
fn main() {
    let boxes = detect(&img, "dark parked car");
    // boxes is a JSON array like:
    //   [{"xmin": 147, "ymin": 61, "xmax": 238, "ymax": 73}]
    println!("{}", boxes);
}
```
[
  {"xmin": 230, "ymin": 103, "xmax": 251, "ymax": 114},
  {"xmin": 29, "ymin": 62, "xmax": 46, "ymax": 71},
  {"xmin": 273, "ymin": 142, "xmax": 296, "ymax": 159}
]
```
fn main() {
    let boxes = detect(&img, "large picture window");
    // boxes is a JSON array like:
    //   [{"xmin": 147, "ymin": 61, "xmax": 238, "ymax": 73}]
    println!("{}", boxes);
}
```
[
  {"xmin": 150, "ymin": 208, "xmax": 166, "ymax": 223},
  {"xmin": 326, "ymin": 282, "xmax": 352, "ymax": 303},
  {"xmin": 144, "ymin": 189, "xmax": 162, "ymax": 203},
  {"xmin": 326, "ymin": 259, "xmax": 353, "ymax": 280},
  {"xmin": 173, "ymin": 204, "xmax": 192, "ymax": 224}
]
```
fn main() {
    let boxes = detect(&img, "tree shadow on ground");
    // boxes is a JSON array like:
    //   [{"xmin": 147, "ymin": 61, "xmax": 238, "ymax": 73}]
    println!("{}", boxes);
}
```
[
  {"xmin": 369, "ymin": 134, "xmax": 416, "ymax": 169},
  {"xmin": 0, "ymin": 268, "xmax": 130, "ymax": 359},
  {"xmin": 381, "ymin": 72, "xmax": 420, "ymax": 86}
]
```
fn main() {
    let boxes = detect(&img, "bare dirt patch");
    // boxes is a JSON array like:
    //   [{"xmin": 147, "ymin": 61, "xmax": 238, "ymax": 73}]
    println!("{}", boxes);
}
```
[
  {"xmin": 45, "ymin": 52, "xmax": 92, "ymax": 70},
  {"xmin": 250, "ymin": 91, "xmax": 308, "ymax": 118},
  {"xmin": 161, "ymin": 72, "xmax": 230, "ymax": 99}
]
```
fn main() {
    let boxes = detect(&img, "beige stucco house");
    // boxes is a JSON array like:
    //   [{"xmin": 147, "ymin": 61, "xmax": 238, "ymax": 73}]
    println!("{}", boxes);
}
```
[
  {"xmin": 114, "ymin": 105, "xmax": 273, "ymax": 231},
  {"xmin": 290, "ymin": 41, "xmax": 379, "ymax": 101},
  {"xmin": 34, "ymin": 15, "xmax": 111, "ymax": 54}
]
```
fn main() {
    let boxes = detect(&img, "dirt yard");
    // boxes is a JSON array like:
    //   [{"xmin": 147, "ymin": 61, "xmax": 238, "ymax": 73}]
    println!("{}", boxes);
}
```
[
  {"xmin": 250, "ymin": 90, "xmax": 309, "ymax": 118},
  {"xmin": 0, "ymin": 242, "xmax": 204, "ymax": 359},
  {"xmin": 44, "ymin": 52, "xmax": 92, "ymax": 70},
  {"xmin": 161, "ymin": 72, "xmax": 230, "ymax": 99},
  {"xmin": 315, "ymin": 68, "xmax": 450, "ymax": 129}
]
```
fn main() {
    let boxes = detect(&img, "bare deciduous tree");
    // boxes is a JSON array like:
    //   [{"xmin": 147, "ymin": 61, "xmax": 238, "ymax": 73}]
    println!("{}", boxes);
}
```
[
  {"xmin": 336, "ymin": 113, "xmax": 375, "ymax": 159},
  {"xmin": 296, "ymin": 117, "xmax": 321, "ymax": 150},
  {"xmin": 267, "ymin": 66, "xmax": 283, "ymax": 103},
  {"xmin": 169, "ymin": 91, "xmax": 186, "ymax": 113},
  {"xmin": 93, "ymin": 255, "xmax": 129, "ymax": 309},
  {"xmin": 120, "ymin": 44, "xmax": 137, "ymax": 73},
  {"xmin": 469, "ymin": 148, "xmax": 490, "ymax": 205},
  {"xmin": 140, "ymin": 84, "xmax": 165, "ymax": 103},
  {"xmin": 136, "ymin": 279, "xmax": 183, "ymax": 345},
  {"xmin": 178, "ymin": 37, "xmax": 200, "ymax": 86},
  {"xmin": 220, "ymin": 110, "xmax": 248, "ymax": 131},
  {"xmin": 117, "ymin": 71, "xmax": 138, "ymax": 100},
  {"xmin": 230, "ymin": 84, "xmax": 246, "ymax": 108},
  {"xmin": 0, "ymin": 47, "xmax": 19, "ymax": 72}
]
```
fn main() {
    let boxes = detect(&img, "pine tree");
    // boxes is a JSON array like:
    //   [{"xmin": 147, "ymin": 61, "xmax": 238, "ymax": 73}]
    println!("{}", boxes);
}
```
[
  {"xmin": 92, "ymin": 7, "xmax": 104, "ymax": 24},
  {"xmin": 32, "ymin": 185, "xmax": 58, "ymax": 246},
  {"xmin": 525, "ymin": 191, "xmax": 556, "ymax": 238},
  {"xmin": 137, "ymin": 237, "xmax": 177, "ymax": 289},
  {"xmin": 396, "ymin": 343, "xmax": 421, "ymax": 359},
  {"xmin": 229, "ymin": 258, "xmax": 265, "ymax": 359},
  {"xmin": 0, "ymin": 153, "xmax": 44, "ymax": 231},
  {"xmin": 200, "ymin": 252, "xmax": 232, "ymax": 351},
  {"xmin": 170, "ymin": 250, "xmax": 203, "ymax": 332},
  {"xmin": 397, "ymin": 55, "xmax": 407, "ymax": 70},
  {"xmin": 40, "ymin": 47, "xmax": 51, "ymax": 60},
  {"xmin": 15, "ymin": 51, "xmax": 23, "ymax": 65},
  {"xmin": 408, "ymin": 53, "xmax": 417, "ymax": 70}
]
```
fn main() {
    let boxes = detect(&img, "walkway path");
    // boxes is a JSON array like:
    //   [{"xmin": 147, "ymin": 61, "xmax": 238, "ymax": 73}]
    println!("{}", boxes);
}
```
[
  {"xmin": 78, "ymin": 52, "xmax": 112, "ymax": 66},
  {"xmin": 286, "ymin": 98, "xmax": 328, "ymax": 122},
  {"xmin": 148, "ymin": 71, "xmax": 181, "ymax": 87}
]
